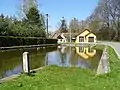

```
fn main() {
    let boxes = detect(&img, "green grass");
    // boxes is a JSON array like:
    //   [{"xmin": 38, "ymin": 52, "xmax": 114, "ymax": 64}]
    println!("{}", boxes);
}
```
[{"xmin": 0, "ymin": 46, "xmax": 120, "ymax": 90}]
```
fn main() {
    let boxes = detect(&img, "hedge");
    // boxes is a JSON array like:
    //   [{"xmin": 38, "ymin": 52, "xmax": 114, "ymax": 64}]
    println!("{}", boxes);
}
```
[{"xmin": 0, "ymin": 36, "xmax": 57, "ymax": 47}]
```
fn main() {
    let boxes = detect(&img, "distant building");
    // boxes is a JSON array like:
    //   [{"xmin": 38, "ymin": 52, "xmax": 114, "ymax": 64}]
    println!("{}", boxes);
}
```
[
  {"xmin": 52, "ymin": 33, "xmax": 60, "ymax": 39},
  {"xmin": 52, "ymin": 28, "xmax": 97, "ymax": 44},
  {"xmin": 75, "ymin": 29, "xmax": 96, "ymax": 44},
  {"xmin": 57, "ymin": 34, "xmax": 67, "ymax": 43}
]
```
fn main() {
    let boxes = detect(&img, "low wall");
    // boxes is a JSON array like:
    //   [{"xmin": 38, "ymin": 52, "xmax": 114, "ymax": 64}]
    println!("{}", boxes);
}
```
[{"xmin": 0, "ymin": 44, "xmax": 58, "ymax": 50}]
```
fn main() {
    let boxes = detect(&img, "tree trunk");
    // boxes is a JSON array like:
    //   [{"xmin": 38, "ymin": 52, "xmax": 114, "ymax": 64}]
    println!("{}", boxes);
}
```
[{"xmin": 113, "ymin": 29, "xmax": 119, "ymax": 41}]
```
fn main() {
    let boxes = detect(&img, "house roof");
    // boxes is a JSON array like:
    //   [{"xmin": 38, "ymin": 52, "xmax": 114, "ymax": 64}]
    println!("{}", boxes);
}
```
[
  {"xmin": 85, "ymin": 32, "xmax": 91, "ymax": 37},
  {"xmin": 81, "ymin": 28, "xmax": 91, "ymax": 33},
  {"xmin": 85, "ymin": 32, "xmax": 96, "ymax": 37},
  {"xmin": 52, "ymin": 28, "xmax": 96, "ymax": 39},
  {"xmin": 77, "ymin": 28, "xmax": 96, "ymax": 37},
  {"xmin": 57, "ymin": 35, "xmax": 63, "ymax": 39},
  {"xmin": 52, "ymin": 33, "xmax": 61, "ymax": 39},
  {"xmin": 63, "ymin": 33, "xmax": 78, "ymax": 38}
]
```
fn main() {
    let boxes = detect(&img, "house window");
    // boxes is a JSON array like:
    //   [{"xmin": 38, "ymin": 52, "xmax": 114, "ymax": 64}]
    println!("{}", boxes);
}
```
[
  {"xmin": 79, "ymin": 36, "xmax": 84, "ymax": 42},
  {"xmin": 88, "ymin": 37, "xmax": 94, "ymax": 42}
]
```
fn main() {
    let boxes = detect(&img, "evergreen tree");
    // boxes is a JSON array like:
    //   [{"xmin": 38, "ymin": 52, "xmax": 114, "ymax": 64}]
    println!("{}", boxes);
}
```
[
  {"xmin": 26, "ymin": 7, "xmax": 40, "ymax": 25},
  {"xmin": 60, "ymin": 17, "xmax": 68, "ymax": 33},
  {"xmin": 25, "ymin": 7, "xmax": 46, "ymax": 37}
]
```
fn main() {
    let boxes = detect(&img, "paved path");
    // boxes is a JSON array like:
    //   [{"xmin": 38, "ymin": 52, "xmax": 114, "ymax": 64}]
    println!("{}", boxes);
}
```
[{"xmin": 98, "ymin": 41, "xmax": 120, "ymax": 59}]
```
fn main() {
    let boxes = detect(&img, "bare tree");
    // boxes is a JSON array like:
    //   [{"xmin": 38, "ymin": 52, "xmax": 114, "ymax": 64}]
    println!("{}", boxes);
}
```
[
  {"xmin": 78, "ymin": 20, "xmax": 87, "ymax": 31},
  {"xmin": 20, "ymin": 0, "xmax": 37, "ymax": 18},
  {"xmin": 69, "ymin": 17, "xmax": 79, "ymax": 33},
  {"xmin": 86, "ymin": 0, "xmax": 120, "ymax": 41}
]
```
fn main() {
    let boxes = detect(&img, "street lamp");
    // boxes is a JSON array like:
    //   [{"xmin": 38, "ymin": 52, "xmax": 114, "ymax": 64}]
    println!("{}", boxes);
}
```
[{"xmin": 46, "ymin": 14, "xmax": 49, "ymax": 37}]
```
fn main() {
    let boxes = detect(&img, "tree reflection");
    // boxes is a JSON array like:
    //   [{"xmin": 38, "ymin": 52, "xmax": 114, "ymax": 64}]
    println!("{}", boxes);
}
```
[{"xmin": 58, "ymin": 46, "xmax": 67, "ymax": 67}]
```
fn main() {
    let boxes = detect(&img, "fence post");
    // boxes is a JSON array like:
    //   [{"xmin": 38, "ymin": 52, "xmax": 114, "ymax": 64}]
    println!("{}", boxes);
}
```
[{"xmin": 23, "ymin": 52, "xmax": 30, "ymax": 73}]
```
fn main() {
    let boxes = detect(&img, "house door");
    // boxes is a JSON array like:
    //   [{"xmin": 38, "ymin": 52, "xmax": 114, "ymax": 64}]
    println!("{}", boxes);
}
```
[
  {"xmin": 88, "ymin": 37, "xmax": 94, "ymax": 42},
  {"xmin": 79, "ymin": 36, "xmax": 84, "ymax": 42}
]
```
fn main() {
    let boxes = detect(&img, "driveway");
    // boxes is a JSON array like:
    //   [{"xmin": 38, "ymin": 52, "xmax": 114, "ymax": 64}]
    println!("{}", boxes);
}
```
[{"xmin": 98, "ymin": 41, "xmax": 120, "ymax": 59}]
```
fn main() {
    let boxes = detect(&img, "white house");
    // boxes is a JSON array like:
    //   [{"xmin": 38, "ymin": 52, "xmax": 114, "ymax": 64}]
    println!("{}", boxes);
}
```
[{"xmin": 57, "ymin": 33, "xmax": 67, "ymax": 43}]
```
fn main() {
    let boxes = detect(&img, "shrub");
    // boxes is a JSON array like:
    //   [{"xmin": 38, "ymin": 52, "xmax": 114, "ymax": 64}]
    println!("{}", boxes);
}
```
[{"xmin": 0, "ymin": 36, "xmax": 57, "ymax": 47}]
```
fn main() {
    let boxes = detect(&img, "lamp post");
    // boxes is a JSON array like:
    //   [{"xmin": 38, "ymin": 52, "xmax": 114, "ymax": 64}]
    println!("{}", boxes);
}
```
[
  {"xmin": 70, "ymin": 28, "xmax": 71, "ymax": 43},
  {"xmin": 46, "ymin": 14, "xmax": 49, "ymax": 38}
]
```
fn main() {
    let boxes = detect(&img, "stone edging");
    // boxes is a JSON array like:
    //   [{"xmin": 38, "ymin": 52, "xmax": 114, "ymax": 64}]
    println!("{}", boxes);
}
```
[
  {"xmin": 0, "ymin": 67, "xmax": 45, "ymax": 83},
  {"xmin": 0, "ymin": 74, "xmax": 20, "ymax": 83},
  {"xmin": 0, "ymin": 44, "xmax": 58, "ymax": 50},
  {"xmin": 96, "ymin": 46, "xmax": 110, "ymax": 75}
]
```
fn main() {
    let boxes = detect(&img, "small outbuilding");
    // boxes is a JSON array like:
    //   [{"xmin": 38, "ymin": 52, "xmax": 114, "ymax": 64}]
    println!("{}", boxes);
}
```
[{"xmin": 57, "ymin": 33, "xmax": 67, "ymax": 43}]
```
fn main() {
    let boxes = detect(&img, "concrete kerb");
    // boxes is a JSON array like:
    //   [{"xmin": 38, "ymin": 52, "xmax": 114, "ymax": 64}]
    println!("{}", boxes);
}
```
[
  {"xmin": 0, "ymin": 67, "xmax": 45, "ymax": 83},
  {"xmin": 96, "ymin": 45, "xmax": 110, "ymax": 75},
  {"xmin": 0, "ymin": 74, "xmax": 20, "ymax": 83}
]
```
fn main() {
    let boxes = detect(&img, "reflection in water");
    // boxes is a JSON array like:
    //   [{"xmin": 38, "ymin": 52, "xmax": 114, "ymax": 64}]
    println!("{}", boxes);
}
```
[
  {"xmin": 0, "ymin": 47, "xmax": 57, "ymax": 79},
  {"xmin": 76, "ymin": 46, "xmax": 96, "ymax": 59},
  {"xmin": 46, "ymin": 46, "xmax": 102, "ymax": 71},
  {"xmin": 60, "ymin": 46, "xmax": 67, "ymax": 66},
  {"xmin": 72, "ymin": 46, "xmax": 97, "ymax": 69},
  {"xmin": 0, "ymin": 46, "xmax": 102, "ymax": 79},
  {"xmin": 47, "ymin": 46, "xmax": 67, "ymax": 67}
]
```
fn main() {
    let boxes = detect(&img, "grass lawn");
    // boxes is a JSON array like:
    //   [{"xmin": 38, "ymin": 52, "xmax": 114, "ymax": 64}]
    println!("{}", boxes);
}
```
[{"xmin": 0, "ymin": 46, "xmax": 120, "ymax": 90}]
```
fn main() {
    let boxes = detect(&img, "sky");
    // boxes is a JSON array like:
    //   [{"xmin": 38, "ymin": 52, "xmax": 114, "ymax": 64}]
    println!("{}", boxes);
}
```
[{"xmin": 0, "ymin": 0, "xmax": 99, "ymax": 31}]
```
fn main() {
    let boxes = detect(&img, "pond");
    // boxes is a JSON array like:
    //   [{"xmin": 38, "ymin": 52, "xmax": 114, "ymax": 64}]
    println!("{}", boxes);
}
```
[{"xmin": 0, "ymin": 46, "xmax": 103, "ymax": 79}]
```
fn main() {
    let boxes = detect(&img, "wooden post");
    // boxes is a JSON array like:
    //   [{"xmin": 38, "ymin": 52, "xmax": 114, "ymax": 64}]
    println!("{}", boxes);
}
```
[{"xmin": 23, "ymin": 52, "xmax": 30, "ymax": 73}]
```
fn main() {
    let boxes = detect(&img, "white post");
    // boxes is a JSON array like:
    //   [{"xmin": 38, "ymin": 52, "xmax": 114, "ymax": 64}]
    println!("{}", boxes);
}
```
[{"xmin": 23, "ymin": 52, "xmax": 30, "ymax": 73}]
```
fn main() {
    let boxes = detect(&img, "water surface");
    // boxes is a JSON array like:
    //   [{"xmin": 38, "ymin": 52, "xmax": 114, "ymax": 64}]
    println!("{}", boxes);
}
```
[{"xmin": 0, "ymin": 46, "xmax": 103, "ymax": 79}]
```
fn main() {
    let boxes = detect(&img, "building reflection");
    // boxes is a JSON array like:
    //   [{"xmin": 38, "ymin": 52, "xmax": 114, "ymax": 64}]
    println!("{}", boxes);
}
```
[
  {"xmin": 58, "ymin": 46, "xmax": 67, "ymax": 67},
  {"xmin": 75, "ymin": 46, "xmax": 96, "ymax": 59},
  {"xmin": 57, "ymin": 46, "xmax": 97, "ymax": 68}
]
